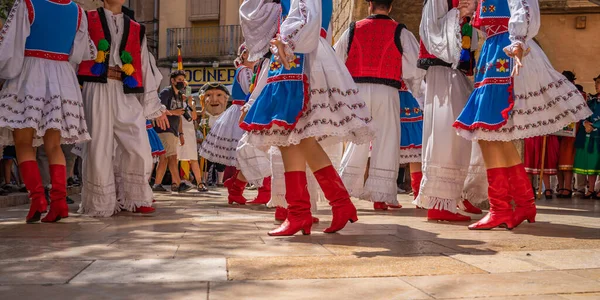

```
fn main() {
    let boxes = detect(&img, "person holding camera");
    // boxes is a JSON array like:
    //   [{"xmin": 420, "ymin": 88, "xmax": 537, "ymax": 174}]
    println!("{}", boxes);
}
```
[{"xmin": 153, "ymin": 71, "xmax": 193, "ymax": 193}]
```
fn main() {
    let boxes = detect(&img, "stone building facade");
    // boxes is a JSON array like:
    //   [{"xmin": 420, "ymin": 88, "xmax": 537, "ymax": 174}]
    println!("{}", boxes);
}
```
[{"xmin": 333, "ymin": 0, "xmax": 600, "ymax": 91}]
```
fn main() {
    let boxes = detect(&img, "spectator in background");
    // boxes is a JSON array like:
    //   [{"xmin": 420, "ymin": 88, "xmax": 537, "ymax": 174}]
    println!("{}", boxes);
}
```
[
  {"xmin": 177, "ymin": 82, "xmax": 207, "ymax": 192},
  {"xmin": 1, "ymin": 146, "xmax": 17, "ymax": 195},
  {"xmin": 153, "ymin": 71, "xmax": 193, "ymax": 193},
  {"xmin": 556, "ymin": 71, "xmax": 579, "ymax": 198},
  {"xmin": 573, "ymin": 74, "xmax": 600, "ymax": 199}
]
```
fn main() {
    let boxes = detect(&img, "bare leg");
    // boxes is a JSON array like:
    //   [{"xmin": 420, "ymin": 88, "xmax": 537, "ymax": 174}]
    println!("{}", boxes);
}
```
[
  {"xmin": 557, "ymin": 171, "xmax": 565, "ymax": 191},
  {"xmin": 563, "ymin": 171, "xmax": 573, "ymax": 194},
  {"xmin": 586, "ymin": 175, "xmax": 597, "ymax": 196},
  {"xmin": 154, "ymin": 155, "xmax": 168, "ymax": 185},
  {"xmin": 189, "ymin": 160, "xmax": 203, "ymax": 185},
  {"xmin": 42, "ymin": 130, "xmax": 66, "ymax": 166},
  {"xmin": 478, "ymin": 140, "xmax": 522, "ymax": 169},
  {"xmin": 167, "ymin": 155, "xmax": 181, "ymax": 186},
  {"xmin": 409, "ymin": 162, "xmax": 422, "ymax": 174},
  {"xmin": 13, "ymin": 129, "xmax": 36, "ymax": 164},
  {"xmin": 3, "ymin": 159, "xmax": 12, "ymax": 185}
]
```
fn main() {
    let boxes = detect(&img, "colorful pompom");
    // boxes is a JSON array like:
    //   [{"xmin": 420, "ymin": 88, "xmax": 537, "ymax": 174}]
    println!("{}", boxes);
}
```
[
  {"xmin": 95, "ymin": 50, "xmax": 106, "ymax": 63},
  {"xmin": 91, "ymin": 63, "xmax": 106, "ymax": 76},
  {"xmin": 98, "ymin": 39, "xmax": 110, "ymax": 52},
  {"xmin": 123, "ymin": 76, "xmax": 139, "ymax": 88},
  {"xmin": 120, "ymin": 51, "xmax": 133, "ymax": 64},
  {"xmin": 462, "ymin": 36, "xmax": 471, "ymax": 49},
  {"xmin": 122, "ymin": 63, "xmax": 135, "ymax": 76},
  {"xmin": 461, "ymin": 24, "xmax": 473, "ymax": 37},
  {"xmin": 459, "ymin": 49, "xmax": 471, "ymax": 62}
]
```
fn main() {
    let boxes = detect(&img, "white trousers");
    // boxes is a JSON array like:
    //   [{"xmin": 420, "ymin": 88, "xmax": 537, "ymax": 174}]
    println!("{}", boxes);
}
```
[
  {"xmin": 79, "ymin": 80, "xmax": 153, "ymax": 217},
  {"xmin": 236, "ymin": 133, "xmax": 272, "ymax": 187},
  {"xmin": 414, "ymin": 67, "xmax": 487, "ymax": 212},
  {"xmin": 339, "ymin": 83, "xmax": 400, "ymax": 205}
]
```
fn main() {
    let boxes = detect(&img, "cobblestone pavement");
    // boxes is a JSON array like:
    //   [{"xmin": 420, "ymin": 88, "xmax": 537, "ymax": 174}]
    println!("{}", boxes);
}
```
[{"xmin": 0, "ymin": 188, "xmax": 599, "ymax": 299}]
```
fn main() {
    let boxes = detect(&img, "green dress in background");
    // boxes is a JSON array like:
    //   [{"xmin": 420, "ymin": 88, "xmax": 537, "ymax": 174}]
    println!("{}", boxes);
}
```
[{"xmin": 573, "ymin": 94, "xmax": 600, "ymax": 175}]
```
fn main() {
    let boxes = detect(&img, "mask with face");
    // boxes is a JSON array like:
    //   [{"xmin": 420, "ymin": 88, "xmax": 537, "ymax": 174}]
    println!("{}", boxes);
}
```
[{"xmin": 175, "ymin": 82, "xmax": 185, "ymax": 91}]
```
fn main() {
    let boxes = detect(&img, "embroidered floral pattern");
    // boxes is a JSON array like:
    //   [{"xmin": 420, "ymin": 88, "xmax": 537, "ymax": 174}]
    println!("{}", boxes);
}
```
[
  {"xmin": 514, "ymin": 78, "xmax": 569, "ymax": 101},
  {"xmin": 0, "ymin": 0, "xmax": 21, "ymax": 48},
  {"xmin": 482, "ymin": 102, "xmax": 588, "ymax": 133},
  {"xmin": 0, "ymin": 94, "xmax": 89, "ymax": 140},
  {"xmin": 310, "ymin": 87, "xmax": 359, "ymax": 97},
  {"xmin": 281, "ymin": 0, "xmax": 308, "ymax": 51},
  {"xmin": 248, "ymin": 100, "xmax": 372, "ymax": 138},
  {"xmin": 496, "ymin": 58, "xmax": 509, "ymax": 72}
]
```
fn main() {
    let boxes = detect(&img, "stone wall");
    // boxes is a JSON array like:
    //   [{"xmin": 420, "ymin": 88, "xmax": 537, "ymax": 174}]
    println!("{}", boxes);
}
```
[
  {"xmin": 332, "ymin": 0, "xmax": 424, "ymax": 41},
  {"xmin": 536, "ymin": 13, "xmax": 600, "ymax": 93},
  {"xmin": 331, "ymin": 0, "xmax": 354, "ymax": 42}
]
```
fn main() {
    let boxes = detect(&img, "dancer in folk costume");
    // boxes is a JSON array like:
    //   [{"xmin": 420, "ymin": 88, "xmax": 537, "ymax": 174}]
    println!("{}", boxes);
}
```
[
  {"xmin": 239, "ymin": 0, "xmax": 373, "ymax": 236},
  {"xmin": 398, "ymin": 81, "xmax": 425, "ymax": 204},
  {"xmin": 336, "ymin": 0, "xmax": 425, "ymax": 210},
  {"xmin": 198, "ymin": 45, "xmax": 266, "ymax": 204},
  {"xmin": 0, "ymin": 0, "xmax": 96, "ymax": 223},
  {"xmin": 414, "ymin": 0, "xmax": 489, "ymax": 222},
  {"xmin": 77, "ymin": 1, "xmax": 169, "ymax": 217},
  {"xmin": 453, "ymin": 0, "xmax": 591, "ymax": 229},
  {"xmin": 147, "ymin": 121, "xmax": 165, "ymax": 159}
]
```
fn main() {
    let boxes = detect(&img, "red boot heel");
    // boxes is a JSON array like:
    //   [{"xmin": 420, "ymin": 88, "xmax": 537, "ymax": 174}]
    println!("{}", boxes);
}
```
[
  {"xmin": 20, "ymin": 161, "xmax": 47, "ymax": 224},
  {"xmin": 268, "ymin": 172, "xmax": 313, "ymax": 236},
  {"xmin": 227, "ymin": 174, "xmax": 248, "ymax": 205},
  {"xmin": 42, "ymin": 165, "xmax": 69, "ymax": 223},
  {"xmin": 313, "ymin": 165, "xmax": 358, "ymax": 233},
  {"xmin": 506, "ymin": 164, "xmax": 537, "ymax": 228}
]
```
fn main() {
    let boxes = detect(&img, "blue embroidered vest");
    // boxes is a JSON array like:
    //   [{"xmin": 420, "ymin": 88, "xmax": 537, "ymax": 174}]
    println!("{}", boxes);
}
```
[
  {"xmin": 231, "ymin": 66, "xmax": 250, "ymax": 104},
  {"xmin": 24, "ymin": 0, "xmax": 79, "ymax": 61}
]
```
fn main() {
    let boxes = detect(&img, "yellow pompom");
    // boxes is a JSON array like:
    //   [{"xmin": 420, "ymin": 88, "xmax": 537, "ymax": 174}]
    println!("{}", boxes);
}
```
[
  {"xmin": 249, "ymin": 84, "xmax": 255, "ymax": 93},
  {"xmin": 95, "ymin": 50, "xmax": 106, "ymax": 63},
  {"xmin": 462, "ymin": 36, "xmax": 471, "ymax": 49},
  {"xmin": 122, "ymin": 63, "xmax": 135, "ymax": 76}
]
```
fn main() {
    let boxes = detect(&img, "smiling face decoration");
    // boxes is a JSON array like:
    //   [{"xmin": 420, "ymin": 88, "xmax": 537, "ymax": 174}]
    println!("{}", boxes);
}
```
[{"xmin": 201, "ymin": 82, "xmax": 230, "ymax": 116}]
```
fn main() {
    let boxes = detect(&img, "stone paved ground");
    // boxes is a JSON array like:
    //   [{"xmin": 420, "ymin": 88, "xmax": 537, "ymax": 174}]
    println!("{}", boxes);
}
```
[{"xmin": 0, "ymin": 189, "xmax": 599, "ymax": 300}]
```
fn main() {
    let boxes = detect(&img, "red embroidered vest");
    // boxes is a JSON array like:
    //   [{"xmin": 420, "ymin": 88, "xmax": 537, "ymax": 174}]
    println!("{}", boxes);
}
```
[
  {"xmin": 345, "ymin": 15, "xmax": 405, "ymax": 89},
  {"xmin": 78, "ymin": 8, "xmax": 145, "ymax": 94},
  {"xmin": 417, "ymin": 0, "xmax": 474, "ymax": 75}
]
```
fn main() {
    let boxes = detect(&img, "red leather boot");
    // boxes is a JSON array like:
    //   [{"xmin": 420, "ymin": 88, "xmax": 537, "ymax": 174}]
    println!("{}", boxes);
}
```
[
  {"xmin": 223, "ymin": 169, "xmax": 238, "ymax": 189},
  {"xmin": 247, "ymin": 176, "xmax": 271, "ymax": 205},
  {"xmin": 469, "ymin": 167, "xmax": 515, "ymax": 230},
  {"xmin": 460, "ymin": 199, "xmax": 483, "ymax": 214},
  {"xmin": 274, "ymin": 207, "xmax": 287, "ymax": 223},
  {"xmin": 313, "ymin": 165, "xmax": 358, "ymax": 233},
  {"xmin": 411, "ymin": 171, "xmax": 424, "ymax": 209},
  {"xmin": 373, "ymin": 202, "xmax": 389, "ymax": 210},
  {"xmin": 507, "ymin": 164, "xmax": 536, "ymax": 227},
  {"xmin": 268, "ymin": 171, "xmax": 313, "ymax": 236},
  {"xmin": 428, "ymin": 208, "xmax": 471, "ymax": 221},
  {"xmin": 20, "ymin": 161, "xmax": 47, "ymax": 224},
  {"xmin": 227, "ymin": 176, "xmax": 247, "ymax": 205},
  {"xmin": 42, "ymin": 165, "xmax": 69, "ymax": 222}
]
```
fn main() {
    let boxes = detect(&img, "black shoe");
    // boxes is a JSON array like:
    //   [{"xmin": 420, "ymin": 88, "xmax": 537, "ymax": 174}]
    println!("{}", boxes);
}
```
[
  {"xmin": 178, "ymin": 182, "xmax": 193, "ymax": 193},
  {"xmin": 67, "ymin": 177, "xmax": 75, "ymax": 187},
  {"xmin": 197, "ymin": 183, "xmax": 208, "ymax": 192},
  {"xmin": 152, "ymin": 184, "xmax": 167, "ymax": 192},
  {"xmin": 66, "ymin": 196, "xmax": 75, "ymax": 204}
]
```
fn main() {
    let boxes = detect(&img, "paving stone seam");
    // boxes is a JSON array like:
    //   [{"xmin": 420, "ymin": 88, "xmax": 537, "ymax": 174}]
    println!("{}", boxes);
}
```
[
  {"xmin": 65, "ymin": 260, "xmax": 95, "ymax": 284},
  {"xmin": 439, "ymin": 252, "xmax": 491, "ymax": 275}
]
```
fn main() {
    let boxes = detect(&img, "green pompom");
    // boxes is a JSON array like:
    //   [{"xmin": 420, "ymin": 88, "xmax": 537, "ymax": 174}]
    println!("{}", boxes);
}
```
[
  {"xmin": 98, "ymin": 39, "xmax": 109, "ymax": 51},
  {"xmin": 120, "ymin": 51, "xmax": 133, "ymax": 64},
  {"xmin": 461, "ymin": 24, "xmax": 472, "ymax": 37}
]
